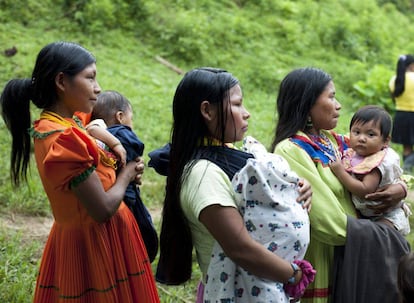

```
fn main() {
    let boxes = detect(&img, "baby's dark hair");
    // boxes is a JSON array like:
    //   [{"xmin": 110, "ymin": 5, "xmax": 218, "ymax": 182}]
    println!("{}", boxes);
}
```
[
  {"xmin": 91, "ymin": 90, "xmax": 132, "ymax": 126},
  {"xmin": 398, "ymin": 252, "xmax": 414, "ymax": 303},
  {"xmin": 350, "ymin": 105, "xmax": 392, "ymax": 141}
]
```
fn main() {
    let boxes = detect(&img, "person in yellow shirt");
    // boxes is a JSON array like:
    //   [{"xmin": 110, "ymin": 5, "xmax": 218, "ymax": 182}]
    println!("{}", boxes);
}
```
[{"xmin": 389, "ymin": 54, "xmax": 414, "ymax": 171}]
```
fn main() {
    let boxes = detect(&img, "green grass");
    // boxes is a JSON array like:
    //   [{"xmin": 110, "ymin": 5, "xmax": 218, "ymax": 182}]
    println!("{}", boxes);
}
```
[
  {"xmin": 1, "ymin": 1, "xmax": 414, "ymax": 302},
  {"xmin": 0, "ymin": 26, "xmax": 199, "ymax": 302},
  {"xmin": 0, "ymin": 227, "xmax": 41, "ymax": 302}
]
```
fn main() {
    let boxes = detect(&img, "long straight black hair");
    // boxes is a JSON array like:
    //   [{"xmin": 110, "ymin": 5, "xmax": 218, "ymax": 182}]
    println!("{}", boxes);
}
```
[
  {"xmin": 156, "ymin": 67, "xmax": 239, "ymax": 284},
  {"xmin": 270, "ymin": 67, "xmax": 332, "ymax": 151},
  {"xmin": 0, "ymin": 41, "xmax": 96, "ymax": 186}
]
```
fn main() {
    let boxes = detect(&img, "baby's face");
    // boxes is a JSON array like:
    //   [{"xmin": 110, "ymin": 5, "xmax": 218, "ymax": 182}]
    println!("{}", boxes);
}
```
[
  {"xmin": 121, "ymin": 107, "xmax": 133, "ymax": 128},
  {"xmin": 349, "ymin": 120, "xmax": 387, "ymax": 157}
]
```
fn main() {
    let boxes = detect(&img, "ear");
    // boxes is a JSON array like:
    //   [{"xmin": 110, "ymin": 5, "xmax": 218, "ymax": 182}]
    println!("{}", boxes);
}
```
[
  {"xmin": 384, "ymin": 135, "xmax": 391, "ymax": 147},
  {"xmin": 200, "ymin": 100, "xmax": 216, "ymax": 121},
  {"xmin": 115, "ymin": 111, "xmax": 124, "ymax": 124},
  {"xmin": 55, "ymin": 72, "xmax": 66, "ymax": 92}
]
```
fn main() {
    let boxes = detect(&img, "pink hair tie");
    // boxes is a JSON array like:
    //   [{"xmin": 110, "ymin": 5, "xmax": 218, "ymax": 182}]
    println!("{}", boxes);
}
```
[{"xmin": 284, "ymin": 259, "xmax": 317, "ymax": 300}]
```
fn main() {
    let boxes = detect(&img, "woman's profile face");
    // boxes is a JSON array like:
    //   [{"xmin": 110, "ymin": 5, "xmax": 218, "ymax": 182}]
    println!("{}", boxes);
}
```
[
  {"xmin": 223, "ymin": 84, "xmax": 250, "ymax": 143},
  {"xmin": 308, "ymin": 81, "xmax": 341, "ymax": 133},
  {"xmin": 63, "ymin": 63, "xmax": 101, "ymax": 115}
]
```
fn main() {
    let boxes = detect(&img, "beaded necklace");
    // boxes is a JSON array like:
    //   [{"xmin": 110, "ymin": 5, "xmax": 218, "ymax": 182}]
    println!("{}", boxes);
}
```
[
  {"xmin": 40, "ymin": 110, "xmax": 84, "ymax": 129},
  {"xmin": 39, "ymin": 111, "xmax": 118, "ymax": 169},
  {"xmin": 308, "ymin": 132, "xmax": 341, "ymax": 162},
  {"xmin": 200, "ymin": 137, "xmax": 235, "ymax": 149}
]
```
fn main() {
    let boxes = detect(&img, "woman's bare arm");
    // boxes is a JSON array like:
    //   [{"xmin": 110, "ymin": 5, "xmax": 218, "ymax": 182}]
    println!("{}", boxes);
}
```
[
  {"xmin": 365, "ymin": 181, "xmax": 407, "ymax": 213},
  {"xmin": 199, "ymin": 205, "xmax": 302, "ymax": 284},
  {"xmin": 72, "ymin": 158, "xmax": 144, "ymax": 222}
]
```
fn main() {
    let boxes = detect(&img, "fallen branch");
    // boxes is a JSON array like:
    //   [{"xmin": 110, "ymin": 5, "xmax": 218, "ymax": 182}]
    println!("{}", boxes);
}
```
[{"xmin": 155, "ymin": 56, "xmax": 184, "ymax": 75}]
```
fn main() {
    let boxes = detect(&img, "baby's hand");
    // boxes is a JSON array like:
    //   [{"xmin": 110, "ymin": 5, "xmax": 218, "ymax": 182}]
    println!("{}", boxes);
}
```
[
  {"xmin": 111, "ymin": 143, "xmax": 127, "ymax": 167},
  {"xmin": 329, "ymin": 158, "xmax": 343, "ymax": 175}
]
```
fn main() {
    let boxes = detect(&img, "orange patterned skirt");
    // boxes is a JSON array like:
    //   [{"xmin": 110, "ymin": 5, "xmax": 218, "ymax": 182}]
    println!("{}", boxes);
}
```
[{"xmin": 33, "ymin": 206, "xmax": 160, "ymax": 303}]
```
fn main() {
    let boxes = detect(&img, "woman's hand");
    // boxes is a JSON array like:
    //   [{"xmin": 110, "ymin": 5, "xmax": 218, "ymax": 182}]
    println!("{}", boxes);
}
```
[
  {"xmin": 121, "ymin": 157, "xmax": 145, "ymax": 185},
  {"xmin": 297, "ymin": 178, "xmax": 312, "ymax": 212},
  {"xmin": 364, "ymin": 182, "xmax": 407, "ymax": 213},
  {"xmin": 133, "ymin": 157, "xmax": 145, "ymax": 185}
]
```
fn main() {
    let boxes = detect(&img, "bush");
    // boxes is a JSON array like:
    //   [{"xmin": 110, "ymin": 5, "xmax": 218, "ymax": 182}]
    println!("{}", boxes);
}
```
[{"xmin": 352, "ymin": 65, "xmax": 395, "ymax": 113}]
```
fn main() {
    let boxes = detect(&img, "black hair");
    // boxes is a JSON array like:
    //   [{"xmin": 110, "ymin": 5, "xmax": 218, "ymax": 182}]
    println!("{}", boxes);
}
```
[
  {"xmin": 392, "ymin": 54, "xmax": 414, "ymax": 98},
  {"xmin": 157, "ymin": 67, "xmax": 239, "ymax": 284},
  {"xmin": 270, "ymin": 67, "xmax": 332, "ymax": 151},
  {"xmin": 0, "ymin": 41, "xmax": 96, "ymax": 186},
  {"xmin": 350, "ymin": 105, "xmax": 392, "ymax": 141},
  {"xmin": 91, "ymin": 90, "xmax": 132, "ymax": 126}
]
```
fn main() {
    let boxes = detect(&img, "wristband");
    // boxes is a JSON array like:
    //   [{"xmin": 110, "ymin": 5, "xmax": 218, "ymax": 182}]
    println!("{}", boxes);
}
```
[
  {"xmin": 287, "ymin": 262, "xmax": 300, "ymax": 284},
  {"xmin": 284, "ymin": 260, "xmax": 316, "ymax": 299}
]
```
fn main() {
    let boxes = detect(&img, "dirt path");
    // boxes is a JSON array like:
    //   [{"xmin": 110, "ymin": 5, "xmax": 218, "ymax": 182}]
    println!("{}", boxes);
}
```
[
  {"xmin": 1, "ymin": 191, "xmax": 413, "ymax": 246},
  {"xmin": 0, "ymin": 208, "xmax": 162, "ymax": 246},
  {"xmin": 0, "ymin": 213, "xmax": 53, "ymax": 244}
]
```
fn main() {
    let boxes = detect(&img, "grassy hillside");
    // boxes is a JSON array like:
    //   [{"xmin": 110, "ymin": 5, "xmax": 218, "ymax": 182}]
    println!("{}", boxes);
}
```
[{"xmin": 1, "ymin": 1, "xmax": 414, "ymax": 302}]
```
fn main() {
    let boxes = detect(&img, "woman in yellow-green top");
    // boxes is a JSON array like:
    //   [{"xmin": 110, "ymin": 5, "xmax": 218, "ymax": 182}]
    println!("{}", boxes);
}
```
[
  {"xmin": 389, "ymin": 54, "xmax": 414, "ymax": 167},
  {"xmin": 271, "ymin": 67, "xmax": 410, "ymax": 303},
  {"xmin": 155, "ymin": 67, "xmax": 313, "ymax": 303}
]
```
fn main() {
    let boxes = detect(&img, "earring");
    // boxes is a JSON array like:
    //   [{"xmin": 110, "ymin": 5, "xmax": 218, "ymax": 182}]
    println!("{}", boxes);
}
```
[{"xmin": 306, "ymin": 116, "xmax": 313, "ymax": 128}]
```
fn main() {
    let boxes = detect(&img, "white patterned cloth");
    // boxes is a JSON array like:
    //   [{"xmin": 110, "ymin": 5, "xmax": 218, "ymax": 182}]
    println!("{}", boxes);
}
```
[{"xmin": 203, "ymin": 137, "xmax": 310, "ymax": 303}]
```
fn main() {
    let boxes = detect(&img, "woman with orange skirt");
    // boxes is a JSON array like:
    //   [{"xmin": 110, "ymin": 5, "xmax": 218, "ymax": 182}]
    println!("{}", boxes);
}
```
[{"xmin": 0, "ymin": 41, "xmax": 160, "ymax": 303}]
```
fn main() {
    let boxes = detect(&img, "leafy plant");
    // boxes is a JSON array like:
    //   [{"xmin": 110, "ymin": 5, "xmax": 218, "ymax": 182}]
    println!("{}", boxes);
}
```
[{"xmin": 352, "ymin": 65, "xmax": 395, "ymax": 112}]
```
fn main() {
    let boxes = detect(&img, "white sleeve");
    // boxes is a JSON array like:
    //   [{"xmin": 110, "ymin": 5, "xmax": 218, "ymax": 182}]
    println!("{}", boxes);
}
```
[{"xmin": 86, "ymin": 118, "xmax": 107, "ymax": 129}]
